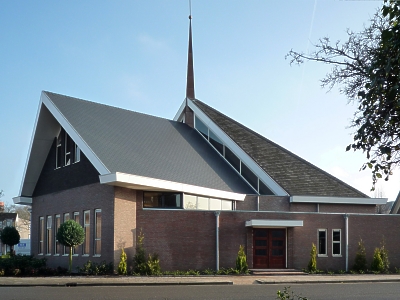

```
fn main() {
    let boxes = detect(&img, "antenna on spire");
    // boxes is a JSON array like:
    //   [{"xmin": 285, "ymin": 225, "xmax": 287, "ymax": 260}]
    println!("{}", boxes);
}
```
[{"xmin": 186, "ymin": 0, "xmax": 195, "ymax": 100}]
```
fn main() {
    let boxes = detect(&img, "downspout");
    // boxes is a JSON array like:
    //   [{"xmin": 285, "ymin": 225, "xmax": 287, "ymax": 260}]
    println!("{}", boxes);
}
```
[
  {"xmin": 257, "ymin": 196, "xmax": 260, "ymax": 211},
  {"xmin": 344, "ymin": 214, "xmax": 349, "ymax": 272},
  {"xmin": 214, "ymin": 211, "xmax": 220, "ymax": 271}
]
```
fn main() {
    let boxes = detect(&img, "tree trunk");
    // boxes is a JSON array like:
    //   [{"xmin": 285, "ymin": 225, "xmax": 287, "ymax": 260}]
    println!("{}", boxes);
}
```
[{"xmin": 69, "ymin": 246, "xmax": 73, "ymax": 274}]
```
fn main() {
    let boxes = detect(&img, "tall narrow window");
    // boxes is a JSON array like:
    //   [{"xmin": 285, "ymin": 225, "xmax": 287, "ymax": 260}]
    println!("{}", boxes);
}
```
[
  {"xmin": 94, "ymin": 209, "xmax": 101, "ymax": 256},
  {"xmin": 46, "ymin": 216, "xmax": 52, "ymax": 254},
  {"xmin": 73, "ymin": 212, "xmax": 80, "ymax": 255},
  {"xmin": 56, "ymin": 132, "xmax": 62, "ymax": 169},
  {"xmin": 63, "ymin": 213, "xmax": 70, "ymax": 255},
  {"xmin": 39, "ymin": 217, "xmax": 44, "ymax": 254},
  {"xmin": 83, "ymin": 210, "xmax": 90, "ymax": 255},
  {"xmin": 194, "ymin": 116, "xmax": 208, "ymax": 139},
  {"xmin": 65, "ymin": 134, "xmax": 72, "ymax": 166},
  {"xmin": 54, "ymin": 215, "xmax": 60, "ymax": 255},
  {"xmin": 332, "ymin": 229, "xmax": 341, "ymax": 256},
  {"xmin": 74, "ymin": 144, "xmax": 80, "ymax": 163},
  {"xmin": 318, "ymin": 229, "xmax": 327, "ymax": 256}
]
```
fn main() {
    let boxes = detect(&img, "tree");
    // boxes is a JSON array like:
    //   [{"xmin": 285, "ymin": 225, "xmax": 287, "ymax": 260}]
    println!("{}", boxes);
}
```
[
  {"xmin": 2, "ymin": 203, "xmax": 31, "ymax": 233},
  {"xmin": 235, "ymin": 245, "xmax": 248, "ymax": 274},
  {"xmin": 286, "ymin": 1, "xmax": 400, "ymax": 189},
  {"xmin": 353, "ymin": 238, "xmax": 367, "ymax": 272},
  {"xmin": 0, "ymin": 226, "xmax": 20, "ymax": 255},
  {"xmin": 56, "ymin": 220, "xmax": 85, "ymax": 273},
  {"xmin": 307, "ymin": 243, "xmax": 317, "ymax": 273}
]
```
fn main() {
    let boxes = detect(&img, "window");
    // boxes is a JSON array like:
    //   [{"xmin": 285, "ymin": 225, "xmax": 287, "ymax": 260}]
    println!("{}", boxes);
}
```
[
  {"xmin": 63, "ymin": 213, "xmax": 70, "ymax": 255},
  {"xmin": 332, "ymin": 229, "xmax": 341, "ymax": 256},
  {"xmin": 194, "ymin": 116, "xmax": 208, "ymax": 139},
  {"xmin": 209, "ymin": 130, "xmax": 223, "ymax": 155},
  {"xmin": 73, "ymin": 212, "xmax": 80, "ymax": 255},
  {"xmin": 318, "ymin": 229, "xmax": 327, "ymax": 256},
  {"xmin": 143, "ymin": 192, "xmax": 182, "ymax": 209},
  {"xmin": 74, "ymin": 144, "xmax": 80, "ymax": 163},
  {"xmin": 56, "ymin": 132, "xmax": 62, "ymax": 169},
  {"xmin": 94, "ymin": 209, "xmax": 101, "ymax": 256},
  {"xmin": 54, "ymin": 215, "xmax": 60, "ymax": 255},
  {"xmin": 65, "ymin": 134, "xmax": 72, "ymax": 166},
  {"xmin": 83, "ymin": 210, "xmax": 90, "ymax": 255},
  {"xmin": 259, "ymin": 180, "xmax": 274, "ymax": 195},
  {"xmin": 241, "ymin": 162, "xmax": 258, "ymax": 191},
  {"xmin": 224, "ymin": 146, "xmax": 240, "ymax": 172},
  {"xmin": 46, "ymin": 216, "xmax": 52, "ymax": 254},
  {"xmin": 39, "ymin": 217, "xmax": 44, "ymax": 255}
]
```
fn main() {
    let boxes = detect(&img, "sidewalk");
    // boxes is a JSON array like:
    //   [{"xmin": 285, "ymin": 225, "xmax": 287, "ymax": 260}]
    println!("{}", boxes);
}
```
[{"xmin": 1, "ymin": 274, "xmax": 400, "ymax": 287}]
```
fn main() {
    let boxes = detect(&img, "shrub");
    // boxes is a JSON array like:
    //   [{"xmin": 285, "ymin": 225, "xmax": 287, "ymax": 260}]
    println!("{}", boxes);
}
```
[
  {"xmin": 235, "ymin": 245, "xmax": 248, "ymax": 274},
  {"xmin": 371, "ymin": 248, "xmax": 384, "ymax": 273},
  {"xmin": 78, "ymin": 260, "xmax": 113, "ymax": 275},
  {"xmin": 118, "ymin": 248, "xmax": 127, "ymax": 275},
  {"xmin": 0, "ymin": 255, "xmax": 47, "ymax": 276},
  {"xmin": 0, "ymin": 227, "xmax": 20, "ymax": 255},
  {"xmin": 277, "ymin": 286, "xmax": 309, "ymax": 300},
  {"xmin": 353, "ymin": 238, "xmax": 367, "ymax": 272},
  {"xmin": 132, "ymin": 230, "xmax": 161, "ymax": 275},
  {"xmin": 380, "ymin": 238, "xmax": 390, "ymax": 273},
  {"xmin": 56, "ymin": 220, "xmax": 85, "ymax": 273},
  {"xmin": 307, "ymin": 243, "xmax": 317, "ymax": 273}
]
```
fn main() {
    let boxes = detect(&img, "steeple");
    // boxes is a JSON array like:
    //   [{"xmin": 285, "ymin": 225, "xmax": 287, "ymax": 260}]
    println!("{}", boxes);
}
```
[{"xmin": 186, "ymin": 14, "xmax": 195, "ymax": 100}]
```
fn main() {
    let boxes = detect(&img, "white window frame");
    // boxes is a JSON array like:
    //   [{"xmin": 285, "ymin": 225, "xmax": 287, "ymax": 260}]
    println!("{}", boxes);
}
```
[
  {"xmin": 317, "ymin": 229, "xmax": 327, "ymax": 257},
  {"xmin": 94, "ymin": 209, "xmax": 101, "ymax": 256},
  {"xmin": 39, "ymin": 217, "xmax": 44, "ymax": 255},
  {"xmin": 55, "ymin": 133, "xmax": 62, "ymax": 169},
  {"xmin": 65, "ymin": 133, "xmax": 71, "ymax": 166},
  {"xmin": 73, "ymin": 212, "xmax": 80, "ymax": 255},
  {"xmin": 332, "ymin": 229, "xmax": 342, "ymax": 257},
  {"xmin": 54, "ymin": 214, "xmax": 60, "ymax": 256},
  {"xmin": 63, "ymin": 213, "xmax": 70, "ymax": 256},
  {"xmin": 83, "ymin": 210, "xmax": 90, "ymax": 256},
  {"xmin": 46, "ymin": 216, "xmax": 52, "ymax": 255},
  {"xmin": 74, "ymin": 144, "xmax": 80, "ymax": 163}
]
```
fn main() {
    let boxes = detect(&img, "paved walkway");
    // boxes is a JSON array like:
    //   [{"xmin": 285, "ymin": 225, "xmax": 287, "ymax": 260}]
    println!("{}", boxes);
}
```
[{"xmin": 1, "ymin": 274, "xmax": 400, "ymax": 286}]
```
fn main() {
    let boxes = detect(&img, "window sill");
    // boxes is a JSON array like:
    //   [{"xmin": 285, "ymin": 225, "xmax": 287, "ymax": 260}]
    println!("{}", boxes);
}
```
[
  {"xmin": 72, "ymin": 254, "xmax": 79, "ymax": 257},
  {"xmin": 62, "ymin": 254, "xmax": 69, "ymax": 256},
  {"xmin": 53, "ymin": 254, "xmax": 60, "ymax": 256},
  {"xmin": 45, "ymin": 254, "xmax": 52, "ymax": 256},
  {"xmin": 82, "ymin": 254, "xmax": 89, "ymax": 257},
  {"xmin": 317, "ymin": 254, "xmax": 328, "ymax": 257},
  {"xmin": 93, "ymin": 255, "xmax": 101, "ymax": 257},
  {"xmin": 332, "ymin": 255, "xmax": 342, "ymax": 257}
]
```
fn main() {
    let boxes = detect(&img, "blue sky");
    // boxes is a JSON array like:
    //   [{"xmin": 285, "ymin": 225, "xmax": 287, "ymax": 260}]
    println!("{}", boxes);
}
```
[{"xmin": 1, "ymin": 0, "xmax": 398, "ymax": 204}]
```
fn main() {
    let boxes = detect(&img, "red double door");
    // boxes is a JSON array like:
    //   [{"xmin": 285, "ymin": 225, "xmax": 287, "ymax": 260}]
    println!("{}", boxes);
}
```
[{"xmin": 253, "ymin": 228, "xmax": 286, "ymax": 269}]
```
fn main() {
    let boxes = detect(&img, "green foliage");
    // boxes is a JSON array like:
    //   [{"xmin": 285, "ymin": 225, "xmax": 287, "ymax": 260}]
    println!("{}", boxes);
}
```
[
  {"xmin": 307, "ymin": 243, "xmax": 317, "ymax": 273},
  {"xmin": 118, "ymin": 248, "xmax": 128, "ymax": 275},
  {"xmin": 380, "ymin": 238, "xmax": 390, "ymax": 273},
  {"xmin": 77, "ymin": 260, "xmax": 114, "ymax": 275},
  {"xmin": 276, "ymin": 287, "xmax": 309, "ymax": 300},
  {"xmin": 0, "ymin": 255, "xmax": 48, "ymax": 276},
  {"xmin": 132, "ymin": 230, "xmax": 161, "ymax": 275},
  {"xmin": 353, "ymin": 238, "xmax": 367, "ymax": 272},
  {"xmin": 0, "ymin": 226, "xmax": 20, "ymax": 253},
  {"xmin": 235, "ymin": 245, "xmax": 248, "ymax": 274},
  {"xmin": 371, "ymin": 248, "xmax": 384, "ymax": 273},
  {"xmin": 56, "ymin": 220, "xmax": 85, "ymax": 273}
]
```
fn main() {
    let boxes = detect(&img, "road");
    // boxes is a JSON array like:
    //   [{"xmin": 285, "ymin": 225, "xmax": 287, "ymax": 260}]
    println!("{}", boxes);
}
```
[{"xmin": 1, "ymin": 282, "xmax": 400, "ymax": 299}]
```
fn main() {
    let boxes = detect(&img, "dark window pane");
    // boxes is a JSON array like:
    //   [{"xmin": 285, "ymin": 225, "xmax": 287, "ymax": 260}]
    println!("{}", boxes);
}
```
[
  {"xmin": 272, "ymin": 230, "xmax": 284, "ymax": 238},
  {"xmin": 272, "ymin": 249, "xmax": 284, "ymax": 256},
  {"xmin": 144, "ymin": 192, "xmax": 182, "ymax": 209},
  {"xmin": 255, "ymin": 249, "xmax": 267, "ymax": 256},
  {"xmin": 143, "ymin": 192, "xmax": 162, "ymax": 208},
  {"xmin": 209, "ymin": 130, "xmax": 223, "ymax": 155},
  {"xmin": 255, "ymin": 240, "xmax": 267, "ymax": 246},
  {"xmin": 164, "ymin": 193, "xmax": 181, "ymax": 208},
  {"xmin": 241, "ymin": 162, "xmax": 258, "ymax": 191},
  {"xmin": 272, "ymin": 240, "xmax": 284, "ymax": 247},
  {"xmin": 194, "ymin": 116, "xmax": 208, "ymax": 139},
  {"xmin": 259, "ymin": 180, "xmax": 274, "ymax": 195},
  {"xmin": 318, "ymin": 231, "xmax": 326, "ymax": 255},
  {"xmin": 333, "ymin": 230, "xmax": 340, "ymax": 242},
  {"xmin": 255, "ymin": 229, "xmax": 267, "ymax": 237},
  {"xmin": 333, "ymin": 243, "xmax": 340, "ymax": 255},
  {"xmin": 224, "ymin": 147, "xmax": 240, "ymax": 172}
]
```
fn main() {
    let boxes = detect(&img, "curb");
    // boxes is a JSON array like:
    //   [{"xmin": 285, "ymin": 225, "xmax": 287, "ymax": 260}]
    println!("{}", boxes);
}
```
[
  {"xmin": 0, "ymin": 281, "xmax": 234, "ymax": 287},
  {"xmin": 256, "ymin": 278, "xmax": 400, "ymax": 284}
]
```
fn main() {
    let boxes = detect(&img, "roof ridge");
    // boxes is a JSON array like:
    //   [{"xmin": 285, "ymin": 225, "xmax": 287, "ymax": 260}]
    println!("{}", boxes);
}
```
[
  {"xmin": 43, "ymin": 91, "xmax": 174, "ymax": 123},
  {"xmin": 193, "ymin": 99, "xmax": 369, "ymax": 198}
]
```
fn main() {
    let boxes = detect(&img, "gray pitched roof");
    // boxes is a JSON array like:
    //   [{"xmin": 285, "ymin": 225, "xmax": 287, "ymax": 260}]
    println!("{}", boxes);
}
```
[
  {"xmin": 192, "ymin": 100, "xmax": 368, "ymax": 198},
  {"xmin": 45, "ymin": 92, "xmax": 254, "ymax": 195}
]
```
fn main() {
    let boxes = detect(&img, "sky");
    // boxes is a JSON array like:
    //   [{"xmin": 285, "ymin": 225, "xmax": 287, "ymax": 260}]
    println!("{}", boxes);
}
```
[{"xmin": 1, "ymin": 0, "xmax": 399, "ymax": 205}]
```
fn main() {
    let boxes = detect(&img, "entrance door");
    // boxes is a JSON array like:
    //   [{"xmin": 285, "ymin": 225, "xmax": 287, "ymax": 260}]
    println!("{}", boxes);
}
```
[{"xmin": 253, "ymin": 228, "xmax": 286, "ymax": 269}]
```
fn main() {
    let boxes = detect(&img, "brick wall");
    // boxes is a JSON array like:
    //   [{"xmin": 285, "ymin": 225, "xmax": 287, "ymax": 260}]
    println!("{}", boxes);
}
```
[{"xmin": 31, "ymin": 183, "xmax": 115, "ymax": 270}]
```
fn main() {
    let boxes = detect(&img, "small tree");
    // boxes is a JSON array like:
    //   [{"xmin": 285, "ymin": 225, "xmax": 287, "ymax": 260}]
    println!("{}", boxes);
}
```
[
  {"xmin": 56, "ymin": 220, "xmax": 85, "ymax": 273},
  {"xmin": 371, "ymin": 248, "xmax": 384, "ymax": 273},
  {"xmin": 307, "ymin": 243, "xmax": 317, "ymax": 273},
  {"xmin": 380, "ymin": 237, "xmax": 390, "ymax": 273},
  {"xmin": 118, "ymin": 248, "xmax": 128, "ymax": 275},
  {"xmin": 0, "ymin": 226, "xmax": 20, "ymax": 255},
  {"xmin": 353, "ymin": 238, "xmax": 367, "ymax": 272},
  {"xmin": 132, "ymin": 229, "xmax": 161, "ymax": 275},
  {"xmin": 235, "ymin": 245, "xmax": 248, "ymax": 274}
]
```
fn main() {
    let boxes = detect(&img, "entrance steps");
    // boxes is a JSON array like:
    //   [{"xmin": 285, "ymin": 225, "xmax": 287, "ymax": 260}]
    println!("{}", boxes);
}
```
[{"xmin": 249, "ymin": 269, "xmax": 307, "ymax": 276}]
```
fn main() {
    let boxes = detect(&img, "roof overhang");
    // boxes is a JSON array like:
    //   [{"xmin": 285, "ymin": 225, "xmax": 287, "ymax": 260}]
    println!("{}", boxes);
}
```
[
  {"xmin": 100, "ymin": 172, "xmax": 246, "ymax": 201},
  {"xmin": 245, "ymin": 219, "xmax": 303, "ymax": 227},
  {"xmin": 290, "ymin": 195, "xmax": 387, "ymax": 205},
  {"xmin": 12, "ymin": 197, "xmax": 32, "ymax": 205}
]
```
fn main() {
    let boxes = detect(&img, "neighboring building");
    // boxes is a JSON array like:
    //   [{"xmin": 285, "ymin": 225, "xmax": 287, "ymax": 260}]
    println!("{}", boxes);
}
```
[
  {"xmin": 0, "ymin": 212, "xmax": 17, "ymax": 255},
  {"xmin": 13, "ymin": 17, "xmax": 400, "ymax": 272}
]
